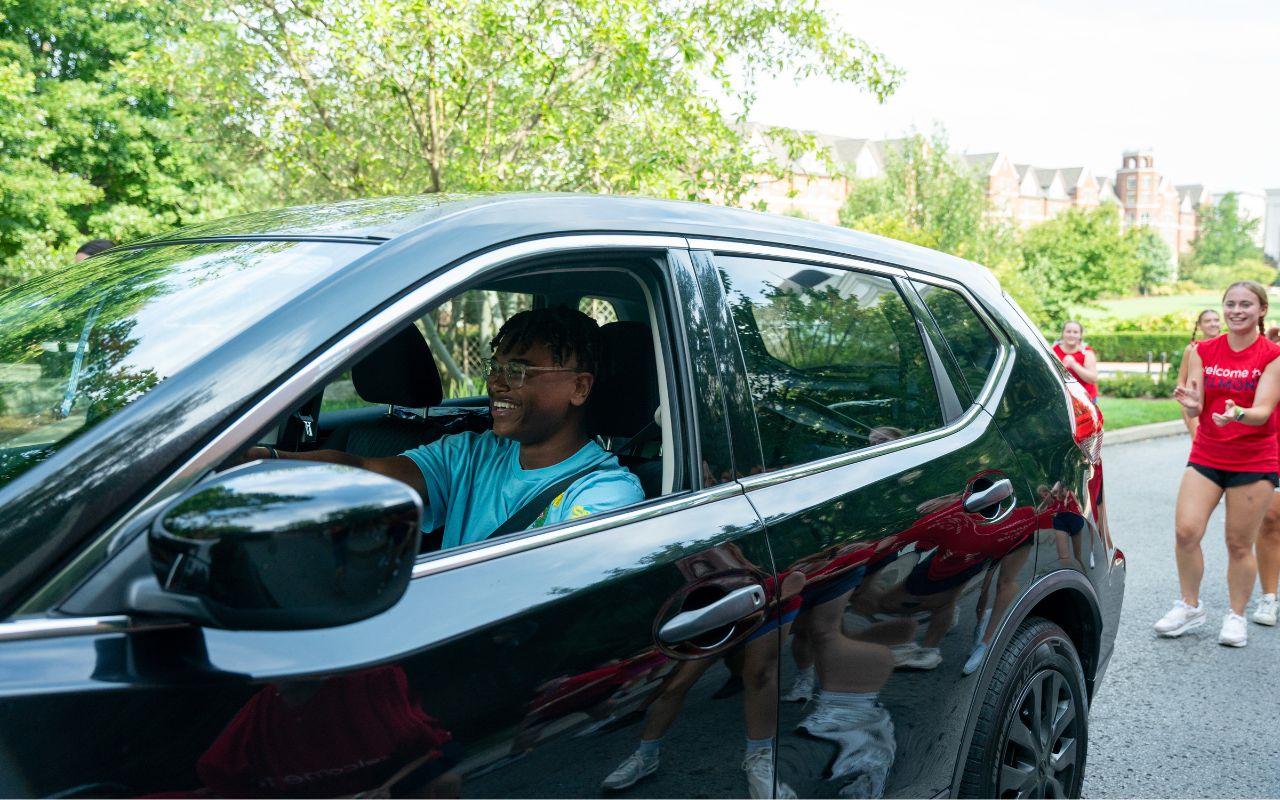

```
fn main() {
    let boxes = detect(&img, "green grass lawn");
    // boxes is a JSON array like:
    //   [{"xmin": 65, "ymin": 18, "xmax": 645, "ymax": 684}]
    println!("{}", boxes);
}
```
[
  {"xmin": 1075, "ymin": 292, "xmax": 1222, "ymax": 321},
  {"xmin": 1098, "ymin": 397, "xmax": 1184, "ymax": 429}
]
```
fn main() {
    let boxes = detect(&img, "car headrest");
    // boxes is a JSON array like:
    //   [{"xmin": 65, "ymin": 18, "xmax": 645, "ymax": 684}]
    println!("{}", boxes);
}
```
[
  {"xmin": 352, "ymin": 324, "xmax": 444, "ymax": 408},
  {"xmin": 589, "ymin": 320, "xmax": 658, "ymax": 438}
]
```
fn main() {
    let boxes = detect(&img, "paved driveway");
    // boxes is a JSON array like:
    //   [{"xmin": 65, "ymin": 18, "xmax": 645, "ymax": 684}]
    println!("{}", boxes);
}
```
[{"xmin": 1084, "ymin": 434, "xmax": 1280, "ymax": 798}]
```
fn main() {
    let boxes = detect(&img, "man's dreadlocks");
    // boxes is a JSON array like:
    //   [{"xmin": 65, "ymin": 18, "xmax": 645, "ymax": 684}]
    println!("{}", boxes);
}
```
[{"xmin": 490, "ymin": 306, "xmax": 602, "ymax": 375}]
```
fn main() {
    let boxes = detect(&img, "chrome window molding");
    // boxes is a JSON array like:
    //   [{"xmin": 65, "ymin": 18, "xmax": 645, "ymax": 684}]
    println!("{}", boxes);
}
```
[
  {"xmin": 0, "ymin": 615, "xmax": 183, "ymax": 643},
  {"xmin": 411, "ymin": 481, "xmax": 742, "ymax": 579},
  {"xmin": 24, "ymin": 234, "xmax": 689, "ymax": 616},
  {"xmin": 686, "ymin": 238, "xmax": 907, "ymax": 279},
  {"xmin": 736, "ymin": 401, "xmax": 990, "ymax": 492}
]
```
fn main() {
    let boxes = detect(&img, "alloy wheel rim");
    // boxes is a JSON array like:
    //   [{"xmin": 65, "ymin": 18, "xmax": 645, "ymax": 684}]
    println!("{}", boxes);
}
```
[{"xmin": 997, "ymin": 667, "xmax": 1078, "ymax": 798}]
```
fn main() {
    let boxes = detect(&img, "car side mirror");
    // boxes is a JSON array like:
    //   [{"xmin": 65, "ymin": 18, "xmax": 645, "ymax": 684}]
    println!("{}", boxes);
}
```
[{"xmin": 131, "ymin": 460, "xmax": 422, "ymax": 630}]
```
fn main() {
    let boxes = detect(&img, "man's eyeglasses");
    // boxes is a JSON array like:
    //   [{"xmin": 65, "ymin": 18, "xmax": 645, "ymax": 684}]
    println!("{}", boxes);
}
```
[{"xmin": 483, "ymin": 357, "xmax": 581, "ymax": 388}]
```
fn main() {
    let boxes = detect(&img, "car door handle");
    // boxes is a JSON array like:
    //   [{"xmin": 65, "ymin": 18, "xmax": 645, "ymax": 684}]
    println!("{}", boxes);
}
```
[
  {"xmin": 964, "ymin": 478, "xmax": 1014, "ymax": 513},
  {"xmin": 658, "ymin": 584, "xmax": 766, "ymax": 644}
]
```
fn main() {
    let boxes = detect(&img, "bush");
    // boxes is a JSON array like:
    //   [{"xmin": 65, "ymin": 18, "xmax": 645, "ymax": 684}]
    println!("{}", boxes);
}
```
[
  {"xmin": 1044, "ymin": 332, "xmax": 1189, "ymax": 362},
  {"xmin": 1183, "ymin": 259, "xmax": 1278, "ymax": 290},
  {"xmin": 1099, "ymin": 372, "xmax": 1177, "ymax": 399}
]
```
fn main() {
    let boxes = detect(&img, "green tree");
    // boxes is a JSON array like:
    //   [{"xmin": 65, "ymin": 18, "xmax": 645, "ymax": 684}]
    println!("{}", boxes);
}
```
[
  {"xmin": 836, "ymin": 127, "xmax": 1033, "ymax": 317},
  {"xmin": 1020, "ymin": 204, "xmax": 1139, "ymax": 321},
  {"xmin": 1127, "ymin": 225, "xmax": 1174, "ymax": 293},
  {"xmin": 152, "ymin": 0, "xmax": 901, "ymax": 205},
  {"xmin": 1189, "ymin": 192, "xmax": 1262, "ymax": 270},
  {"xmin": 0, "ymin": 0, "xmax": 252, "ymax": 287}
]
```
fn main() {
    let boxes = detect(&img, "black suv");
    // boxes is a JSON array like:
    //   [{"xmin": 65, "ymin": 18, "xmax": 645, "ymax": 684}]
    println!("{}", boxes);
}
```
[{"xmin": 0, "ymin": 194, "xmax": 1122, "ymax": 798}]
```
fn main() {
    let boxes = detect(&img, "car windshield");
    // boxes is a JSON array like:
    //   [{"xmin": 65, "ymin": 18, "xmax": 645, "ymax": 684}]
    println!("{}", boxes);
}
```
[{"xmin": 0, "ymin": 239, "xmax": 373, "ymax": 488}]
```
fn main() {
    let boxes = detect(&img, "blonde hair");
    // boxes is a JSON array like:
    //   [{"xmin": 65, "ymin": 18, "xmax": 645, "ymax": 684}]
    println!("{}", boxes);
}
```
[{"xmin": 1223, "ymin": 281, "xmax": 1269, "ymax": 334}]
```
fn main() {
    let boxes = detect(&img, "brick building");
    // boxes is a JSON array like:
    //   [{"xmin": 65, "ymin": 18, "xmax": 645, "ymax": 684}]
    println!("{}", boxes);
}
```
[{"xmin": 739, "ymin": 128, "xmax": 1212, "ymax": 264}]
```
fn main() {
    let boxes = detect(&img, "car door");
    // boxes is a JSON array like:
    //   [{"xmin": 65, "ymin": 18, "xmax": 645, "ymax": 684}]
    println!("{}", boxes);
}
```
[
  {"xmin": 0, "ymin": 239, "xmax": 785, "ymax": 799},
  {"xmin": 691, "ymin": 245, "xmax": 1040, "ymax": 799}
]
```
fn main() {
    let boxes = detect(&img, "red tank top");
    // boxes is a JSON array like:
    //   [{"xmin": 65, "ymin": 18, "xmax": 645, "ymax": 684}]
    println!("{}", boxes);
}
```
[
  {"xmin": 1053, "ymin": 344, "xmax": 1097, "ymax": 399},
  {"xmin": 1189, "ymin": 334, "xmax": 1280, "ymax": 472}
]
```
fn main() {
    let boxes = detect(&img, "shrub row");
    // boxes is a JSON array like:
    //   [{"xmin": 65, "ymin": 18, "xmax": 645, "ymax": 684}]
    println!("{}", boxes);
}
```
[
  {"xmin": 1098, "ymin": 372, "xmax": 1177, "ymax": 399},
  {"xmin": 1042, "ymin": 332, "xmax": 1190, "ymax": 362}
]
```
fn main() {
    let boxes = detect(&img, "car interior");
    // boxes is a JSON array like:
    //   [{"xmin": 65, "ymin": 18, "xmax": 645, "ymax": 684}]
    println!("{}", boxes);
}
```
[{"xmin": 257, "ymin": 256, "xmax": 680, "ymax": 554}]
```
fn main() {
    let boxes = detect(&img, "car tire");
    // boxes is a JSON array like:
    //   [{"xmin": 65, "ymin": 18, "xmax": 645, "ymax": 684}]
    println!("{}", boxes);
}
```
[{"xmin": 958, "ymin": 616, "xmax": 1088, "ymax": 798}]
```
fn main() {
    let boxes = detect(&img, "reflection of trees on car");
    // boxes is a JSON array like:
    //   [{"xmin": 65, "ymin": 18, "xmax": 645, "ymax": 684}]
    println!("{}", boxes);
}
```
[{"xmin": 723, "ymin": 271, "xmax": 939, "ymax": 470}]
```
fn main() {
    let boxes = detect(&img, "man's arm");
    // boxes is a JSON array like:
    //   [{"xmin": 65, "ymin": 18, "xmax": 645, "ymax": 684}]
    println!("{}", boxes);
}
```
[{"xmin": 244, "ymin": 447, "xmax": 427, "ymax": 498}]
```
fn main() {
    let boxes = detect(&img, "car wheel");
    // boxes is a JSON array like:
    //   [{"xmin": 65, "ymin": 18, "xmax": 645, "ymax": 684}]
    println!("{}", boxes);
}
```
[{"xmin": 958, "ymin": 616, "xmax": 1088, "ymax": 798}]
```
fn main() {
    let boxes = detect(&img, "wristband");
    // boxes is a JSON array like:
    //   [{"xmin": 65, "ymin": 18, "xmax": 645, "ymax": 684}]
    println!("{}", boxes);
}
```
[
  {"xmin": 266, "ymin": 445, "xmax": 279, "ymax": 459},
  {"xmin": 1232, "ymin": 405, "xmax": 1246, "ymax": 422}
]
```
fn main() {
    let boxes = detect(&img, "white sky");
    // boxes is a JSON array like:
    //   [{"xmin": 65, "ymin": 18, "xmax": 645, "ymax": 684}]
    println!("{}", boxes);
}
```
[{"xmin": 748, "ymin": 0, "xmax": 1280, "ymax": 194}]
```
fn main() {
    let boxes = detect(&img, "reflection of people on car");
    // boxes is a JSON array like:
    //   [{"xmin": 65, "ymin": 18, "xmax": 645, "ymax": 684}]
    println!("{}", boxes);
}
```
[
  {"xmin": 245, "ymin": 307, "xmax": 643, "ymax": 549},
  {"xmin": 183, "ymin": 665, "xmax": 459, "ymax": 798},
  {"xmin": 601, "ymin": 569, "xmax": 806, "ymax": 799},
  {"xmin": 781, "ymin": 539, "xmax": 902, "ymax": 799},
  {"xmin": 867, "ymin": 426, "xmax": 905, "ymax": 447}
]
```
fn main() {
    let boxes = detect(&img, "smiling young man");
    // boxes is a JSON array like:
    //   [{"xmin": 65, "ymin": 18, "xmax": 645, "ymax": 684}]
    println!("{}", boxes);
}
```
[{"xmin": 251, "ymin": 306, "xmax": 644, "ymax": 550}]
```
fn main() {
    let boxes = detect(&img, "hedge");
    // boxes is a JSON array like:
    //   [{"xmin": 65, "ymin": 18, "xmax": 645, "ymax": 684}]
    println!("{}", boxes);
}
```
[
  {"xmin": 1098, "ymin": 372, "xmax": 1178, "ymax": 398},
  {"xmin": 1042, "ymin": 332, "xmax": 1190, "ymax": 363}
]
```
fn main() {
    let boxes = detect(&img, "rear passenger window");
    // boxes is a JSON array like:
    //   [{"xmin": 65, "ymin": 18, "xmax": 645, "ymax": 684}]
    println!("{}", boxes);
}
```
[
  {"xmin": 913, "ymin": 282, "xmax": 999, "ymax": 398},
  {"xmin": 717, "ymin": 256, "xmax": 943, "ymax": 470}
]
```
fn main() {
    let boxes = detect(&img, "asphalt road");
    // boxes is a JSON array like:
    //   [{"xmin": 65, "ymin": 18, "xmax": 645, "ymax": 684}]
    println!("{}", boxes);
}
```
[{"xmin": 1082, "ymin": 433, "xmax": 1280, "ymax": 798}]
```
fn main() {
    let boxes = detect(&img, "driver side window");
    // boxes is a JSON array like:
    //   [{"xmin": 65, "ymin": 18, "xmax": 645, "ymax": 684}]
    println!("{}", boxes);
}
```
[{"xmin": 716, "ymin": 255, "xmax": 943, "ymax": 471}]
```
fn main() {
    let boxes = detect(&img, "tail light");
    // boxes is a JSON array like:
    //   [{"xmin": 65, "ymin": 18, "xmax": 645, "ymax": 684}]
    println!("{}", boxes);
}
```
[{"xmin": 1065, "ymin": 380, "xmax": 1102, "ymax": 464}]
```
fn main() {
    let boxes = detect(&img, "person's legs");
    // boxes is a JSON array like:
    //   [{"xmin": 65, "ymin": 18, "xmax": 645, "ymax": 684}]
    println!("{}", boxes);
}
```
[
  {"xmin": 1222, "ymin": 480, "xmax": 1271, "ymax": 616},
  {"xmin": 1173, "ymin": 468, "xmax": 1223, "ymax": 607},
  {"xmin": 1255, "ymin": 490, "xmax": 1280, "ymax": 597},
  {"xmin": 804, "ymin": 590, "xmax": 894, "ymax": 694}
]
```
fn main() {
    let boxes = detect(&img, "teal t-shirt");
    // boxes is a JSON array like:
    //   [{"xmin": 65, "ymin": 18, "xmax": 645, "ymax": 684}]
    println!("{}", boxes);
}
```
[{"xmin": 401, "ymin": 431, "xmax": 645, "ymax": 550}]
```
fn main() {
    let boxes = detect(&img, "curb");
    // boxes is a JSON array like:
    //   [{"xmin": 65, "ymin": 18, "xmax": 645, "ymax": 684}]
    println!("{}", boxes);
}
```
[{"xmin": 1104, "ymin": 419, "xmax": 1187, "ymax": 446}]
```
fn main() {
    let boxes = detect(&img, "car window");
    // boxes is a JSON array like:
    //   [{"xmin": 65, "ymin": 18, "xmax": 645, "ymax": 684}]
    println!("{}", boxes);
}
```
[
  {"xmin": 716, "ymin": 255, "xmax": 944, "ymax": 470},
  {"xmin": 425, "ymin": 289, "xmax": 535, "ymax": 400},
  {"xmin": 0, "ymin": 240, "xmax": 372, "ymax": 488},
  {"xmin": 913, "ymin": 281, "xmax": 1000, "ymax": 398}
]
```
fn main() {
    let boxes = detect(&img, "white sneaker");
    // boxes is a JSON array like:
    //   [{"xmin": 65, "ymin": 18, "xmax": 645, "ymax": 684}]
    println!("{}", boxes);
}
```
[
  {"xmin": 891, "ymin": 643, "xmax": 942, "ymax": 670},
  {"xmin": 783, "ymin": 668, "xmax": 816, "ymax": 703},
  {"xmin": 973, "ymin": 608, "xmax": 993, "ymax": 649},
  {"xmin": 743, "ymin": 748, "xmax": 795, "ymax": 799},
  {"xmin": 602, "ymin": 750, "xmax": 659, "ymax": 790},
  {"xmin": 1252, "ymin": 594, "xmax": 1278, "ymax": 626},
  {"xmin": 962, "ymin": 642, "xmax": 988, "ymax": 676},
  {"xmin": 1219, "ymin": 612, "xmax": 1248, "ymax": 647},
  {"xmin": 1154, "ymin": 600, "xmax": 1206, "ymax": 637},
  {"xmin": 797, "ymin": 701, "xmax": 895, "ymax": 798}
]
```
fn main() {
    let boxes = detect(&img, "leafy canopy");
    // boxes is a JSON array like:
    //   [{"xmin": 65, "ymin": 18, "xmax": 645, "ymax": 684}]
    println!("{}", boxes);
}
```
[
  {"xmin": 1020, "ymin": 204, "xmax": 1141, "ymax": 322},
  {"xmin": 0, "ymin": 0, "xmax": 252, "ymax": 288},
  {"xmin": 1189, "ymin": 192, "xmax": 1262, "ymax": 269},
  {"xmin": 152, "ymin": 0, "xmax": 902, "ymax": 204}
]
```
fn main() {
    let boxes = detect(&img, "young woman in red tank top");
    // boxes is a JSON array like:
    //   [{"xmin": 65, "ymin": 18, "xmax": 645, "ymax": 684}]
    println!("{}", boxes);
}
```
[
  {"xmin": 1157, "ymin": 281, "xmax": 1280, "ymax": 648},
  {"xmin": 1177, "ymin": 309, "xmax": 1221, "ymax": 436},
  {"xmin": 1052, "ymin": 320, "xmax": 1098, "ymax": 401}
]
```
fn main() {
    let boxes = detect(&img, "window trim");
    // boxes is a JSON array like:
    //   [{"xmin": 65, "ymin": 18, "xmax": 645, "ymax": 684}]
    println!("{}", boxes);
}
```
[
  {"xmin": 25, "ymin": 234, "xmax": 719, "ymax": 618},
  {"xmin": 906, "ymin": 273, "xmax": 1013, "ymax": 409}
]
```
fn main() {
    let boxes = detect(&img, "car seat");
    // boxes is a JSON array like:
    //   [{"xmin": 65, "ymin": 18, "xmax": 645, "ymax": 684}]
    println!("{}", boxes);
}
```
[
  {"xmin": 324, "ymin": 324, "xmax": 452, "ymax": 457},
  {"xmin": 589, "ymin": 320, "xmax": 663, "ymax": 498}
]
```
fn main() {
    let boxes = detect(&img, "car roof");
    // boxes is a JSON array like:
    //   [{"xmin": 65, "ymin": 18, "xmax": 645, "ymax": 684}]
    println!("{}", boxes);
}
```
[{"xmin": 126, "ymin": 193, "xmax": 999, "ymax": 292}]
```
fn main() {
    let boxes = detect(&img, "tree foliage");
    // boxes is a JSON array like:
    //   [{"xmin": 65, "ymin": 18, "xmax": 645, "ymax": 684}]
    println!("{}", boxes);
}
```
[
  {"xmin": 150, "ymin": 0, "xmax": 901, "ymax": 204},
  {"xmin": 1189, "ymin": 192, "xmax": 1262, "ymax": 269},
  {"xmin": 1019, "ymin": 204, "xmax": 1140, "ymax": 322},
  {"xmin": 836, "ymin": 128, "xmax": 1034, "ymax": 317},
  {"xmin": 0, "ymin": 0, "xmax": 254, "ymax": 287},
  {"xmin": 1127, "ymin": 225, "xmax": 1173, "ymax": 293}
]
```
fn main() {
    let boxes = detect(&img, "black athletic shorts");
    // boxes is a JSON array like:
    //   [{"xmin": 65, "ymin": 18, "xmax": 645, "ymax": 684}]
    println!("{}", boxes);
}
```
[{"xmin": 1187, "ymin": 462, "xmax": 1279, "ymax": 489}]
